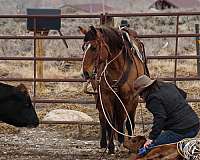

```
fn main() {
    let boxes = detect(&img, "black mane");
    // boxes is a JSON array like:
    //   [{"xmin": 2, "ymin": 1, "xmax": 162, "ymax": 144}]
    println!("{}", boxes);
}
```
[{"xmin": 84, "ymin": 26, "xmax": 124, "ymax": 53}]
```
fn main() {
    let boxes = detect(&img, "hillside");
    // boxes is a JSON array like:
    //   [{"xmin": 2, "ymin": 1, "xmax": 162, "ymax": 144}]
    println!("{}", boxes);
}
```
[{"xmin": 1, "ymin": 0, "xmax": 200, "ymax": 14}]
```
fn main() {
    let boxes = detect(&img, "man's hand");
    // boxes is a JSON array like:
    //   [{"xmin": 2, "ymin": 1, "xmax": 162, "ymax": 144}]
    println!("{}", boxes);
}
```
[{"xmin": 144, "ymin": 138, "xmax": 153, "ymax": 148}]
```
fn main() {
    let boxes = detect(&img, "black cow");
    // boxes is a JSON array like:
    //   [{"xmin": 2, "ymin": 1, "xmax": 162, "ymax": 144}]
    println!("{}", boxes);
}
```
[{"xmin": 0, "ymin": 83, "xmax": 39, "ymax": 127}]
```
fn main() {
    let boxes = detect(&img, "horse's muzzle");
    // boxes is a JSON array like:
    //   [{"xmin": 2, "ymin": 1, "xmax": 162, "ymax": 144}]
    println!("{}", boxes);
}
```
[
  {"xmin": 82, "ymin": 71, "xmax": 90, "ymax": 80},
  {"xmin": 82, "ymin": 71, "xmax": 95, "ymax": 80}
]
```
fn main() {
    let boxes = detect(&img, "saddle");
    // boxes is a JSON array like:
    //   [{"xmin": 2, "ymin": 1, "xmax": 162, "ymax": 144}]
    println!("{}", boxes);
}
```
[{"xmin": 119, "ymin": 27, "xmax": 150, "ymax": 77}]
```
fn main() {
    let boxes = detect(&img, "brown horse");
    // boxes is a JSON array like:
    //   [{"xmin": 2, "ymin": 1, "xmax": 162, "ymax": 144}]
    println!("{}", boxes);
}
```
[
  {"xmin": 124, "ymin": 136, "xmax": 184, "ymax": 160},
  {"xmin": 79, "ymin": 25, "xmax": 149, "ymax": 153}
]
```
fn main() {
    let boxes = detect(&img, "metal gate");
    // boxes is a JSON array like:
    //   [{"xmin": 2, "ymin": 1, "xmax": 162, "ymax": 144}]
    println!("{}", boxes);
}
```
[{"xmin": 0, "ymin": 12, "xmax": 199, "ymax": 126}]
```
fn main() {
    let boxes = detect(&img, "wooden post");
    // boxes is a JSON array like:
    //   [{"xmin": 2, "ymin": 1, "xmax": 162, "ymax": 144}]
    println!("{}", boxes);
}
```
[
  {"xmin": 36, "ymin": 32, "xmax": 46, "ymax": 93},
  {"xmin": 78, "ymin": 124, "xmax": 83, "ymax": 138},
  {"xmin": 101, "ymin": 14, "xmax": 114, "ymax": 27},
  {"xmin": 105, "ymin": 16, "xmax": 114, "ymax": 27},
  {"xmin": 195, "ymin": 24, "xmax": 200, "ymax": 77}
]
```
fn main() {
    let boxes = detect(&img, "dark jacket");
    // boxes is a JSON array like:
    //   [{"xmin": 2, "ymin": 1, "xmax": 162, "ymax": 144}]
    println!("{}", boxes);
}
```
[{"xmin": 145, "ymin": 82, "xmax": 199, "ymax": 140}]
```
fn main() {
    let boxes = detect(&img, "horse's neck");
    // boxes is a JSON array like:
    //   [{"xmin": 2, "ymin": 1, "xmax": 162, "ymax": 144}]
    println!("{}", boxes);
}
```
[
  {"xmin": 106, "ymin": 52, "xmax": 129, "ymax": 84},
  {"xmin": 103, "ymin": 44, "xmax": 145, "ymax": 89}
]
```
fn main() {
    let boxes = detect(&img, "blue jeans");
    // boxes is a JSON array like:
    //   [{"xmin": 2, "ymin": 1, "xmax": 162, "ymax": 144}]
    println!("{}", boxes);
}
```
[{"xmin": 152, "ymin": 125, "xmax": 200, "ymax": 146}]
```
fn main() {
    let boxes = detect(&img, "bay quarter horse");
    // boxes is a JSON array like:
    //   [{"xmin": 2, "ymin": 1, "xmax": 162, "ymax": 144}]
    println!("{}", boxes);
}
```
[{"xmin": 79, "ymin": 25, "xmax": 149, "ymax": 153}]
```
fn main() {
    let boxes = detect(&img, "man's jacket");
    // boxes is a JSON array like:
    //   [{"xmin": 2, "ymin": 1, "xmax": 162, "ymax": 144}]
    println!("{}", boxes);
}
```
[{"xmin": 145, "ymin": 82, "xmax": 199, "ymax": 140}]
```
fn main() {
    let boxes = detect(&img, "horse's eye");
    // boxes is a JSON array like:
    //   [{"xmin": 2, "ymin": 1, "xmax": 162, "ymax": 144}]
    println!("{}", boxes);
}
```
[
  {"xmin": 90, "ymin": 45, "xmax": 97, "ymax": 51},
  {"xmin": 82, "ymin": 45, "xmax": 86, "ymax": 51},
  {"xmin": 82, "ymin": 43, "xmax": 91, "ymax": 52}
]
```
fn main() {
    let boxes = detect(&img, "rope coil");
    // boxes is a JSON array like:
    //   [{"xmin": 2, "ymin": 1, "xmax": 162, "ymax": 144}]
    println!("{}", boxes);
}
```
[{"xmin": 177, "ymin": 138, "xmax": 200, "ymax": 160}]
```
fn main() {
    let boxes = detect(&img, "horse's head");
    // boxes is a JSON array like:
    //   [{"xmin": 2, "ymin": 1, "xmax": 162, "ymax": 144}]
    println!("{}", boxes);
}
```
[
  {"xmin": 79, "ymin": 26, "xmax": 110, "ymax": 80},
  {"xmin": 79, "ymin": 26, "xmax": 123, "ymax": 80},
  {"xmin": 124, "ymin": 136, "xmax": 146, "ymax": 153}
]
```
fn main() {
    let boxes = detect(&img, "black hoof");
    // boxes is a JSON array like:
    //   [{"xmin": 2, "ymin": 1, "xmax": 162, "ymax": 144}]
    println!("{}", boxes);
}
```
[
  {"xmin": 100, "ymin": 141, "xmax": 107, "ymax": 148},
  {"xmin": 108, "ymin": 149, "xmax": 115, "ymax": 154},
  {"xmin": 108, "ymin": 144, "xmax": 115, "ymax": 154}
]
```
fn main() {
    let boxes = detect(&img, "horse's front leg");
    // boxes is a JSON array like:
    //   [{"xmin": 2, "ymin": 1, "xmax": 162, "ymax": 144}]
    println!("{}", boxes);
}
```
[
  {"xmin": 116, "ymin": 108, "xmax": 126, "ymax": 146},
  {"xmin": 118, "ymin": 121, "xmax": 125, "ymax": 145},
  {"xmin": 101, "ymin": 95, "xmax": 115, "ymax": 154},
  {"xmin": 98, "ymin": 111, "xmax": 107, "ymax": 148},
  {"xmin": 99, "ymin": 106, "xmax": 115, "ymax": 154},
  {"xmin": 107, "ymin": 122, "xmax": 115, "ymax": 154}
]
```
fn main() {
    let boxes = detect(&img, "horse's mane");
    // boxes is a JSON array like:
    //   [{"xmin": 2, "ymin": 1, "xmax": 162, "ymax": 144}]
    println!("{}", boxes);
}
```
[
  {"xmin": 84, "ymin": 26, "xmax": 124, "ymax": 53},
  {"xmin": 97, "ymin": 26, "xmax": 124, "ymax": 52}
]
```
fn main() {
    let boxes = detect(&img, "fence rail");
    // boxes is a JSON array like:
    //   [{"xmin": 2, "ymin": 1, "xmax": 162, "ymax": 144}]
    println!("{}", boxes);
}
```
[{"xmin": 0, "ymin": 34, "xmax": 200, "ymax": 39}]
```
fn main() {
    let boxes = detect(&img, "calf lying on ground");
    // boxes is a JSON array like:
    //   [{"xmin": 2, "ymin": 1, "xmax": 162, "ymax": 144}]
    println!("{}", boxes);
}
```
[
  {"xmin": 0, "ymin": 83, "xmax": 39, "ymax": 127},
  {"xmin": 124, "ymin": 136, "xmax": 184, "ymax": 160}
]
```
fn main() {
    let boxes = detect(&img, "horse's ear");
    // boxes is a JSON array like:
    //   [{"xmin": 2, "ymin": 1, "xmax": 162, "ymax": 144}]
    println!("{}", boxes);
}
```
[
  {"xmin": 78, "ymin": 26, "xmax": 87, "ymax": 34},
  {"xmin": 89, "ymin": 25, "xmax": 97, "ymax": 35},
  {"xmin": 99, "ymin": 28, "xmax": 103, "ymax": 33}
]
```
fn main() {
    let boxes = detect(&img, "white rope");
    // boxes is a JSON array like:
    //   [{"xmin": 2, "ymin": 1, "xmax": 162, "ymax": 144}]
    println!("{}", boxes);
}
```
[
  {"xmin": 177, "ymin": 138, "xmax": 200, "ymax": 160},
  {"xmin": 98, "ymin": 51, "xmax": 134, "ymax": 138},
  {"xmin": 102, "ymin": 67, "xmax": 134, "ymax": 137},
  {"xmin": 98, "ymin": 84, "xmax": 134, "ymax": 138}
]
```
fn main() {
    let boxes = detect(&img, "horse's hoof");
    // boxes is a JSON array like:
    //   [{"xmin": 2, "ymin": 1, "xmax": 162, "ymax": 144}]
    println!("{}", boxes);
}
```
[
  {"xmin": 100, "ymin": 142, "xmax": 107, "ymax": 148},
  {"xmin": 108, "ymin": 150, "xmax": 115, "ymax": 154}
]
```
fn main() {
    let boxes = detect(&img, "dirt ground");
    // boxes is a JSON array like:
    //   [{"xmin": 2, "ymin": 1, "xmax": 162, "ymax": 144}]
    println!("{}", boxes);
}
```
[
  {"xmin": 0, "ymin": 102, "xmax": 199, "ymax": 160},
  {"xmin": 0, "ymin": 126, "xmax": 130, "ymax": 160},
  {"xmin": 0, "ymin": 103, "xmax": 151, "ymax": 160}
]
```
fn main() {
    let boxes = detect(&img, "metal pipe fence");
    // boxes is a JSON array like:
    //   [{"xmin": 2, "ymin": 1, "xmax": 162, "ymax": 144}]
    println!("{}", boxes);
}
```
[{"xmin": 0, "ymin": 12, "xmax": 200, "ymax": 125}]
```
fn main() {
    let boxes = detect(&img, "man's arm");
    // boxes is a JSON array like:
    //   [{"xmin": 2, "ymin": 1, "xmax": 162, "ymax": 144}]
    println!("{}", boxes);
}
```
[{"xmin": 147, "ymin": 98, "xmax": 167, "ymax": 140}]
